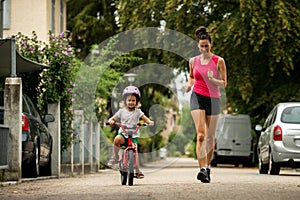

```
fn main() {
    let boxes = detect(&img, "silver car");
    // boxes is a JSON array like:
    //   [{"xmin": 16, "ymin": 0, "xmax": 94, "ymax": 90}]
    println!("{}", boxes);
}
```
[{"xmin": 256, "ymin": 102, "xmax": 300, "ymax": 175}]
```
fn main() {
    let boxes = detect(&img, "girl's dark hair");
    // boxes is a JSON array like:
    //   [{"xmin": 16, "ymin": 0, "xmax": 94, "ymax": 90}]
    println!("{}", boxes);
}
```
[{"xmin": 195, "ymin": 26, "xmax": 211, "ymax": 43}]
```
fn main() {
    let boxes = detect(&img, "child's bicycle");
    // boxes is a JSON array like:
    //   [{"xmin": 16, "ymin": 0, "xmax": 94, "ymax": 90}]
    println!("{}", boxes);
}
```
[{"xmin": 106, "ymin": 122, "xmax": 147, "ymax": 186}]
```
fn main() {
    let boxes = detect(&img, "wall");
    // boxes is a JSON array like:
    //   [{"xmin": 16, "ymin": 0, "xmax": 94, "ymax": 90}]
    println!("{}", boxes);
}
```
[{"xmin": 3, "ymin": 0, "xmax": 66, "ymax": 42}]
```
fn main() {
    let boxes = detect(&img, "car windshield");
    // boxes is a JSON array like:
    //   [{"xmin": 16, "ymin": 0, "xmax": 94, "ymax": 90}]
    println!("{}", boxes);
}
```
[{"xmin": 281, "ymin": 106, "xmax": 300, "ymax": 124}]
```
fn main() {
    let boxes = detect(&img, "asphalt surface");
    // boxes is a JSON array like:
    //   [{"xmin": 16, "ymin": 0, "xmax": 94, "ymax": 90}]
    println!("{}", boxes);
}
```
[{"xmin": 1, "ymin": 157, "xmax": 300, "ymax": 200}]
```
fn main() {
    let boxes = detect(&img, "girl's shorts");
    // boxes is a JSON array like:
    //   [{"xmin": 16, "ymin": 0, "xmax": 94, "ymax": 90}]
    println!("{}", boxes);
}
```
[
  {"xmin": 118, "ymin": 132, "xmax": 138, "ymax": 144},
  {"xmin": 190, "ymin": 91, "xmax": 220, "ymax": 115}
]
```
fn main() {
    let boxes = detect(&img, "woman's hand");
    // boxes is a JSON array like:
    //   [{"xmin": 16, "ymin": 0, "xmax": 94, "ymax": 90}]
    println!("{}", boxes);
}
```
[
  {"xmin": 207, "ymin": 70, "xmax": 214, "ymax": 80},
  {"xmin": 184, "ymin": 85, "xmax": 192, "ymax": 93}
]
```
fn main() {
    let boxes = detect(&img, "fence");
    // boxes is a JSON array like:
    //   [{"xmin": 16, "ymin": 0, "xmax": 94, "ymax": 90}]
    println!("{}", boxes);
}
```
[
  {"xmin": 0, "ymin": 125, "xmax": 9, "ymax": 169},
  {"xmin": 60, "ymin": 110, "xmax": 160, "ymax": 176},
  {"xmin": 61, "ymin": 110, "xmax": 100, "ymax": 176}
]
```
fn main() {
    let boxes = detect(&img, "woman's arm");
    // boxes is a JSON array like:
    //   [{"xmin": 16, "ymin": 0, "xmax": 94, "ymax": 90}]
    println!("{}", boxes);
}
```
[
  {"xmin": 209, "ymin": 57, "xmax": 227, "ymax": 88},
  {"xmin": 185, "ymin": 58, "xmax": 194, "ymax": 92}
]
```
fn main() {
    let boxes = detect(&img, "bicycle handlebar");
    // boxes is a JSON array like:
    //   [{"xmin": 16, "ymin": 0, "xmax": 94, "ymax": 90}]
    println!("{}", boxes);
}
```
[
  {"xmin": 105, "ymin": 122, "xmax": 147, "ymax": 135},
  {"xmin": 105, "ymin": 122, "xmax": 148, "ymax": 127}
]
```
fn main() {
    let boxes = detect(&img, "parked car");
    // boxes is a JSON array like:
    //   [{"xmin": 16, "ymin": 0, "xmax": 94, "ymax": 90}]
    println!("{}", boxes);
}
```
[
  {"xmin": 0, "ymin": 91, "xmax": 54, "ymax": 178},
  {"xmin": 212, "ymin": 114, "xmax": 254, "ymax": 167},
  {"xmin": 255, "ymin": 102, "xmax": 300, "ymax": 175}
]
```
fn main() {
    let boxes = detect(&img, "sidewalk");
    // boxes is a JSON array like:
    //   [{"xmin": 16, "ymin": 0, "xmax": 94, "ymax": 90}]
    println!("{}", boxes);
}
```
[{"xmin": 0, "ymin": 157, "xmax": 199, "ymax": 186}]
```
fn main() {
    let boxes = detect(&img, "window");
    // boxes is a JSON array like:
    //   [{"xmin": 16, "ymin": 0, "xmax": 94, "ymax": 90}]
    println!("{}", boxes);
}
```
[
  {"xmin": 281, "ymin": 106, "xmax": 300, "ymax": 124},
  {"xmin": 3, "ymin": 0, "xmax": 10, "ymax": 29},
  {"xmin": 60, "ymin": 0, "xmax": 64, "ymax": 33},
  {"xmin": 51, "ymin": 0, "xmax": 55, "ymax": 33}
]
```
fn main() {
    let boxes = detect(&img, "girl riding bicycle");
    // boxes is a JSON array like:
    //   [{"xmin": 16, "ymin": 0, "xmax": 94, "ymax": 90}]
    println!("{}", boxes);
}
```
[{"xmin": 107, "ymin": 86, "xmax": 154, "ymax": 179}]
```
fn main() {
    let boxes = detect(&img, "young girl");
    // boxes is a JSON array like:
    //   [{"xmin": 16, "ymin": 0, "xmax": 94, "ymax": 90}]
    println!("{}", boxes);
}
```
[{"xmin": 107, "ymin": 86, "xmax": 154, "ymax": 179}]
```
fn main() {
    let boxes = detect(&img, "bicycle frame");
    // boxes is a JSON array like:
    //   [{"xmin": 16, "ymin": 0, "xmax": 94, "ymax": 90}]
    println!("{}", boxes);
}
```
[
  {"xmin": 118, "ymin": 124, "xmax": 140, "ymax": 171},
  {"xmin": 108, "ymin": 122, "xmax": 146, "ymax": 185}
]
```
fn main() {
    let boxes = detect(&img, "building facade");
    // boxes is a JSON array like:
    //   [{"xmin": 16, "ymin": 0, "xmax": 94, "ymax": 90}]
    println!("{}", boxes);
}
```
[{"xmin": 3, "ymin": 0, "xmax": 66, "ymax": 42}]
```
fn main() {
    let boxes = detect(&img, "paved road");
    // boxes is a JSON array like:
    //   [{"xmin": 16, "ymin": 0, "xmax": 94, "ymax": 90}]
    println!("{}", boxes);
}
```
[{"xmin": 1, "ymin": 157, "xmax": 300, "ymax": 200}]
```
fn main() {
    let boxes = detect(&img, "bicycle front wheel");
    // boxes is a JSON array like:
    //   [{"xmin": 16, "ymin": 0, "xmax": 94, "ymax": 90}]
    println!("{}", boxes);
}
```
[
  {"xmin": 121, "ymin": 171, "xmax": 127, "ymax": 185},
  {"xmin": 128, "ymin": 150, "xmax": 135, "ymax": 186}
]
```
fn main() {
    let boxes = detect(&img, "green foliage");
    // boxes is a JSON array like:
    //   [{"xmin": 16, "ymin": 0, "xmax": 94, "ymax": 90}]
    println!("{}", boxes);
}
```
[
  {"xmin": 116, "ymin": 0, "xmax": 165, "ymax": 31},
  {"xmin": 16, "ymin": 31, "xmax": 79, "ymax": 152},
  {"xmin": 67, "ymin": 0, "xmax": 300, "ymax": 154},
  {"xmin": 209, "ymin": 0, "xmax": 300, "ymax": 124},
  {"xmin": 67, "ymin": 0, "xmax": 118, "ymax": 59},
  {"xmin": 166, "ymin": 105, "xmax": 196, "ymax": 156},
  {"xmin": 73, "ymin": 37, "xmax": 143, "ymax": 122},
  {"xmin": 99, "ymin": 126, "xmax": 115, "ymax": 169}
]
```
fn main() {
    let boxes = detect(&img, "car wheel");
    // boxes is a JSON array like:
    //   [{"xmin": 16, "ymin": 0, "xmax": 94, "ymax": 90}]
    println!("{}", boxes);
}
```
[
  {"xmin": 40, "ymin": 142, "xmax": 52, "ymax": 177},
  {"xmin": 269, "ymin": 153, "xmax": 280, "ymax": 175},
  {"xmin": 258, "ymin": 154, "xmax": 268, "ymax": 174},
  {"xmin": 40, "ymin": 155, "xmax": 52, "ymax": 176},
  {"xmin": 27, "ymin": 144, "xmax": 40, "ymax": 178},
  {"xmin": 244, "ymin": 156, "xmax": 255, "ymax": 167}
]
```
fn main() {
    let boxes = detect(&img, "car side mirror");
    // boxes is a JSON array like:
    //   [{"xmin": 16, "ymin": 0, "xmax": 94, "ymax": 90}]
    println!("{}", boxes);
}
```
[
  {"xmin": 44, "ymin": 114, "xmax": 55, "ymax": 123},
  {"xmin": 255, "ymin": 124, "xmax": 262, "ymax": 131}
]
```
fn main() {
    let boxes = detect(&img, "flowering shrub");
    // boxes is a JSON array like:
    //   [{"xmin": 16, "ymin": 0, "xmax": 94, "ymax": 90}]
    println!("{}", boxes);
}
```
[{"xmin": 16, "ymin": 31, "xmax": 79, "ymax": 152}]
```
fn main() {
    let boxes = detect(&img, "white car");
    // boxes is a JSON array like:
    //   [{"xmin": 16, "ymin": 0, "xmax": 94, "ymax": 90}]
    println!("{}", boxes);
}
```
[
  {"xmin": 212, "ymin": 114, "xmax": 254, "ymax": 167},
  {"xmin": 255, "ymin": 102, "xmax": 300, "ymax": 175}
]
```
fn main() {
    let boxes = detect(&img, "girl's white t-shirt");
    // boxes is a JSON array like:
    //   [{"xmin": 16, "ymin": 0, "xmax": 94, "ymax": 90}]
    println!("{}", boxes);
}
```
[{"xmin": 115, "ymin": 108, "xmax": 144, "ymax": 138}]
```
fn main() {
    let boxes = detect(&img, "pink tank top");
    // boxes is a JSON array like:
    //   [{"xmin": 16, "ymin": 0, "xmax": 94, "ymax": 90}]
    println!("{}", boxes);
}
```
[{"xmin": 192, "ymin": 55, "xmax": 221, "ymax": 98}]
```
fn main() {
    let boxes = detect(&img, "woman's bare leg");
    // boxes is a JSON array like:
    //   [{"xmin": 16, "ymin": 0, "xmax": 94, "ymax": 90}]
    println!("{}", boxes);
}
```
[
  {"xmin": 205, "ymin": 115, "xmax": 219, "ymax": 165},
  {"xmin": 191, "ymin": 110, "xmax": 207, "ymax": 168}
]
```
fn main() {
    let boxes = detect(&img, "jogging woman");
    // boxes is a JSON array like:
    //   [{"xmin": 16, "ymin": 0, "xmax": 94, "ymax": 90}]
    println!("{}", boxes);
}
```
[{"xmin": 185, "ymin": 26, "xmax": 227, "ymax": 183}]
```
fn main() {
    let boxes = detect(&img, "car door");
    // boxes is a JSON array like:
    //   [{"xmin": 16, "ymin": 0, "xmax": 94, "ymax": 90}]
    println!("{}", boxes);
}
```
[
  {"xmin": 23, "ymin": 95, "xmax": 51, "ymax": 162},
  {"xmin": 260, "ymin": 107, "xmax": 277, "ymax": 162}
]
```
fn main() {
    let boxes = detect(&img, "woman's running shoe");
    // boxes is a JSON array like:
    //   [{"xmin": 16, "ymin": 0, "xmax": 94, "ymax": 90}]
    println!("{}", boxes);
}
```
[{"xmin": 197, "ymin": 168, "xmax": 210, "ymax": 183}]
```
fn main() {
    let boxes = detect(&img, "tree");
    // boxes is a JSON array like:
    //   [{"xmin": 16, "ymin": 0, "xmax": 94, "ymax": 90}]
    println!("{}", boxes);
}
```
[
  {"xmin": 68, "ymin": 0, "xmax": 300, "ymax": 138},
  {"xmin": 208, "ymin": 0, "xmax": 300, "ymax": 123},
  {"xmin": 67, "ymin": 0, "xmax": 118, "ymax": 59}
]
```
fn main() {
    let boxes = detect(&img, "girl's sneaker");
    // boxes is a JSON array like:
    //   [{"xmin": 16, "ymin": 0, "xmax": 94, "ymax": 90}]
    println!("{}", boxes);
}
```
[
  {"xmin": 107, "ymin": 156, "xmax": 119, "ymax": 167},
  {"xmin": 135, "ymin": 170, "xmax": 144, "ymax": 179}
]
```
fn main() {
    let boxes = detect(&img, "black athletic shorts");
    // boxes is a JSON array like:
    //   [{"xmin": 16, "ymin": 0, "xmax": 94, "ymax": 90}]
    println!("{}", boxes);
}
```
[{"xmin": 190, "ymin": 91, "xmax": 220, "ymax": 115}]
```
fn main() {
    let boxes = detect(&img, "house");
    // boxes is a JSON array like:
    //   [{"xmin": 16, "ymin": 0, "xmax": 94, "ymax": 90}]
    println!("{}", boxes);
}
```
[
  {"xmin": 0, "ymin": 0, "xmax": 66, "ymax": 181},
  {"xmin": 2, "ymin": 0, "xmax": 66, "ymax": 41}
]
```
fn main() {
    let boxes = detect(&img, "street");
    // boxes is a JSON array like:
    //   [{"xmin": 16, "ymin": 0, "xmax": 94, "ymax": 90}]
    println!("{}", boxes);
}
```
[{"xmin": 1, "ymin": 157, "xmax": 300, "ymax": 200}]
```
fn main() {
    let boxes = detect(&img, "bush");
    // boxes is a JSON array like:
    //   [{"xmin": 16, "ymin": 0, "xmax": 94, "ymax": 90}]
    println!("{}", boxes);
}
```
[{"xmin": 16, "ymin": 31, "xmax": 79, "ymax": 152}]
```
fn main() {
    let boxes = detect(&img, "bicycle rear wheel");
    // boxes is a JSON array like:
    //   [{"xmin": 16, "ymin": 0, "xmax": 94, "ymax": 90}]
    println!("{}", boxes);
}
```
[
  {"xmin": 128, "ymin": 150, "xmax": 135, "ymax": 186},
  {"xmin": 119, "ymin": 157, "xmax": 127, "ymax": 185}
]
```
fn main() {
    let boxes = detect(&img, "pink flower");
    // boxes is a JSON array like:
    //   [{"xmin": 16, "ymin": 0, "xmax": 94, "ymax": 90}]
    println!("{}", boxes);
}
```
[
  {"xmin": 59, "ymin": 32, "xmax": 65, "ymax": 38},
  {"xmin": 28, "ymin": 46, "xmax": 34, "ymax": 52}
]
